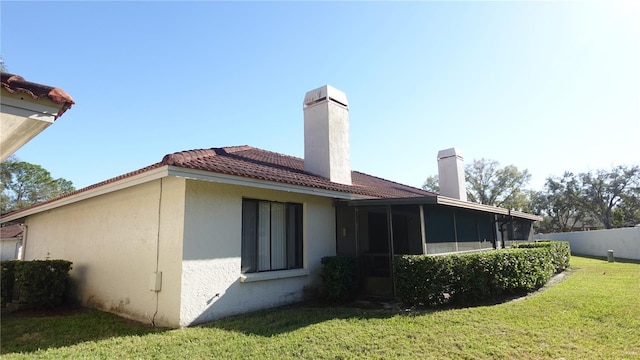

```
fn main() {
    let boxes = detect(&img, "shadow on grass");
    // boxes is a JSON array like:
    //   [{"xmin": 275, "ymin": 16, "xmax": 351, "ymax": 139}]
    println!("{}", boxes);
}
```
[
  {"xmin": 205, "ymin": 266, "xmax": 582, "ymax": 338},
  {"xmin": 202, "ymin": 290, "xmax": 552, "ymax": 338},
  {"xmin": 201, "ymin": 300, "xmax": 416, "ymax": 337},
  {"xmin": 203, "ymin": 292, "xmax": 538, "ymax": 338},
  {"xmin": 204, "ymin": 268, "xmax": 580, "ymax": 338},
  {"xmin": 0, "ymin": 307, "xmax": 167, "ymax": 355},
  {"xmin": 572, "ymin": 254, "xmax": 640, "ymax": 264},
  {"xmin": 1, "ymin": 269, "xmax": 579, "ymax": 354}
]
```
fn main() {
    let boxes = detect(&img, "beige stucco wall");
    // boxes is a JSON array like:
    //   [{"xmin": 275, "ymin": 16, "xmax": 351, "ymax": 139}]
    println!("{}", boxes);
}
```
[
  {"xmin": 20, "ymin": 174, "xmax": 339, "ymax": 327},
  {"xmin": 23, "ymin": 177, "xmax": 186, "ymax": 327},
  {"xmin": 180, "ymin": 180, "xmax": 336, "ymax": 326}
]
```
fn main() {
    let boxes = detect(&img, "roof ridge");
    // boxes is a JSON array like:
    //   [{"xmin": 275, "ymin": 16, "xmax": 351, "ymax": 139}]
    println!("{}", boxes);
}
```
[
  {"xmin": 161, "ymin": 145, "xmax": 254, "ymax": 166},
  {"xmin": 161, "ymin": 148, "xmax": 217, "ymax": 165},
  {"xmin": 259, "ymin": 148, "xmax": 302, "ymax": 160},
  {"xmin": 351, "ymin": 170, "xmax": 437, "ymax": 196},
  {"xmin": 221, "ymin": 145, "xmax": 252, "ymax": 153}
]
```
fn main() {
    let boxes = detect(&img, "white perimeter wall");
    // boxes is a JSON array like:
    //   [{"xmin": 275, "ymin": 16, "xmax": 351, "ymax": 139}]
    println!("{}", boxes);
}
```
[
  {"xmin": 180, "ymin": 180, "xmax": 336, "ymax": 326},
  {"xmin": 23, "ymin": 177, "xmax": 186, "ymax": 327},
  {"xmin": 535, "ymin": 227, "xmax": 640, "ymax": 260}
]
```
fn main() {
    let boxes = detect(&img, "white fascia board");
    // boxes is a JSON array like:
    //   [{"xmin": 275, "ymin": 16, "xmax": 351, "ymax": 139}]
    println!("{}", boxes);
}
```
[
  {"xmin": 167, "ymin": 166, "xmax": 373, "ymax": 200},
  {"xmin": 0, "ymin": 237, "xmax": 22, "ymax": 241},
  {"xmin": 1, "ymin": 96, "xmax": 62, "ymax": 119},
  {"xmin": 0, "ymin": 166, "xmax": 169, "ymax": 223},
  {"xmin": 1, "ymin": 103, "xmax": 57, "ymax": 122}
]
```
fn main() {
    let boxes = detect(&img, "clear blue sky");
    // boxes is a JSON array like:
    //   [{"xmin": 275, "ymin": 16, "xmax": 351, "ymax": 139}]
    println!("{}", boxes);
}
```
[{"xmin": 2, "ymin": 1, "xmax": 638, "ymax": 191}]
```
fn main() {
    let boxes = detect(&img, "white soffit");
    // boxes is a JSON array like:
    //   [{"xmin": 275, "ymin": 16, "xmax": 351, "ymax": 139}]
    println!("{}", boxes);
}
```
[{"xmin": 0, "ymin": 95, "xmax": 62, "ymax": 161}]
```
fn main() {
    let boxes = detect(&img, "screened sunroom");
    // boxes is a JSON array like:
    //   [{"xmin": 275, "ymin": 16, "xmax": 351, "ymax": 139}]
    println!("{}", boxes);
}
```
[{"xmin": 334, "ymin": 196, "xmax": 542, "ymax": 297}]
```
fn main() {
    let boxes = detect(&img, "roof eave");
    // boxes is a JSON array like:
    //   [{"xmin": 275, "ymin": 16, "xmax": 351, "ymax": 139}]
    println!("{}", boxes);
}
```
[
  {"xmin": 508, "ymin": 210, "xmax": 543, "ymax": 221},
  {"xmin": 0, "ymin": 166, "xmax": 170, "ymax": 223},
  {"xmin": 168, "ymin": 166, "xmax": 377, "ymax": 200},
  {"xmin": 0, "ymin": 165, "xmax": 381, "ymax": 224},
  {"xmin": 0, "ymin": 92, "xmax": 65, "ymax": 161}
]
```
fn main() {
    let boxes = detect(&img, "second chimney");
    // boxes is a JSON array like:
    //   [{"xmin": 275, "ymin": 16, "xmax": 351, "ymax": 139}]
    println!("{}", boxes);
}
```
[
  {"xmin": 303, "ymin": 85, "xmax": 351, "ymax": 185},
  {"xmin": 437, "ymin": 147, "xmax": 467, "ymax": 201}
]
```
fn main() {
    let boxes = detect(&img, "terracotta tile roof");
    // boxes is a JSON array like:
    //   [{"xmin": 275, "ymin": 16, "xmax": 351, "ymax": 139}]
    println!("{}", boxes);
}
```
[
  {"xmin": 1, "ymin": 146, "xmax": 435, "ymax": 220},
  {"xmin": 161, "ymin": 146, "xmax": 435, "ymax": 198},
  {"xmin": 1, "ymin": 72, "xmax": 75, "ymax": 119},
  {"xmin": 0, "ymin": 224, "xmax": 23, "ymax": 238}
]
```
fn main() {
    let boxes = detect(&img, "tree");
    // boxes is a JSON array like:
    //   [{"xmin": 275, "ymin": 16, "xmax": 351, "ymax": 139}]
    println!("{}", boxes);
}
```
[
  {"xmin": 0, "ymin": 157, "xmax": 75, "ymax": 213},
  {"xmin": 612, "ymin": 200, "xmax": 640, "ymax": 228},
  {"xmin": 465, "ymin": 159, "xmax": 531, "ymax": 211},
  {"xmin": 531, "ymin": 172, "xmax": 588, "ymax": 233},
  {"xmin": 579, "ymin": 165, "xmax": 640, "ymax": 229},
  {"xmin": 422, "ymin": 158, "xmax": 532, "ymax": 211},
  {"xmin": 533, "ymin": 165, "xmax": 640, "ymax": 232},
  {"xmin": 422, "ymin": 175, "xmax": 439, "ymax": 193}
]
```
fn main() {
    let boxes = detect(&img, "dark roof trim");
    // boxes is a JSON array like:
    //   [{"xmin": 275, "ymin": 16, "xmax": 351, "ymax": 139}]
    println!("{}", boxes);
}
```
[
  {"xmin": 335, "ymin": 196, "xmax": 542, "ymax": 221},
  {"xmin": 508, "ymin": 210, "xmax": 543, "ymax": 221}
]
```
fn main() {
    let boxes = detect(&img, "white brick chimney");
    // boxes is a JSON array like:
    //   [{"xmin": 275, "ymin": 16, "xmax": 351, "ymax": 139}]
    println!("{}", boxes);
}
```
[
  {"xmin": 437, "ymin": 147, "xmax": 467, "ymax": 201},
  {"xmin": 303, "ymin": 85, "xmax": 351, "ymax": 185}
]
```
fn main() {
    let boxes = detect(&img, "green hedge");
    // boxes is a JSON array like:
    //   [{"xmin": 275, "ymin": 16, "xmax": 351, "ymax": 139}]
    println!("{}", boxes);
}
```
[
  {"xmin": 13, "ymin": 260, "xmax": 72, "ymax": 308},
  {"xmin": 393, "ymin": 254, "xmax": 454, "ymax": 306},
  {"xmin": 1, "ymin": 260, "xmax": 19, "ymax": 306},
  {"xmin": 320, "ymin": 256, "xmax": 359, "ymax": 302},
  {"xmin": 512, "ymin": 240, "xmax": 570, "ymax": 273},
  {"xmin": 395, "ymin": 241, "xmax": 570, "ymax": 307}
]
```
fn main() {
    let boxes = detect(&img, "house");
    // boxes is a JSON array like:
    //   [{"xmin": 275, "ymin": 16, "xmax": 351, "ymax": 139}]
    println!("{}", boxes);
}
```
[
  {"xmin": 1, "ymin": 72, "xmax": 75, "ymax": 161},
  {"xmin": 0, "ymin": 85, "xmax": 540, "ymax": 327},
  {"xmin": 0, "ymin": 223, "xmax": 23, "ymax": 261}
]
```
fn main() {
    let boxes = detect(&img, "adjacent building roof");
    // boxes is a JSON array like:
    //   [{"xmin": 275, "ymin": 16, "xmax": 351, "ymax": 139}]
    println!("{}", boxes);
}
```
[
  {"xmin": 1, "ymin": 72, "xmax": 75, "ymax": 119},
  {"xmin": 1, "ymin": 145, "xmax": 436, "ymax": 221},
  {"xmin": 1, "ymin": 72, "xmax": 77, "ymax": 161},
  {"xmin": 0, "ymin": 224, "xmax": 23, "ymax": 239}
]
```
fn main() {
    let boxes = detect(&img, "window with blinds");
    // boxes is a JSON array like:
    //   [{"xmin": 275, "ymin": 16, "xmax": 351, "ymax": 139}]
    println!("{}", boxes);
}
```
[{"xmin": 241, "ymin": 199, "xmax": 303, "ymax": 273}]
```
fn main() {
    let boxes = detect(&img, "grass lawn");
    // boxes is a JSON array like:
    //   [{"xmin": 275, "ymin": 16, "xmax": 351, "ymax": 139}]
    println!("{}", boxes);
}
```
[{"xmin": 1, "ymin": 256, "xmax": 639, "ymax": 359}]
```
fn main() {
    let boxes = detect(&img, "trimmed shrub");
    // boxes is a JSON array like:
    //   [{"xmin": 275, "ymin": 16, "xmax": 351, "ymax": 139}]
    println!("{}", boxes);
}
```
[
  {"xmin": 14, "ymin": 260, "xmax": 72, "ymax": 308},
  {"xmin": 394, "ymin": 255, "xmax": 453, "ymax": 306},
  {"xmin": 450, "ymin": 253, "xmax": 495, "ymax": 305},
  {"xmin": 1, "ymin": 260, "xmax": 19, "ymax": 306},
  {"xmin": 395, "ymin": 242, "xmax": 570, "ymax": 307},
  {"xmin": 491, "ymin": 248, "xmax": 556, "ymax": 292},
  {"xmin": 320, "ymin": 256, "xmax": 359, "ymax": 302},
  {"xmin": 513, "ymin": 241, "xmax": 570, "ymax": 273}
]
